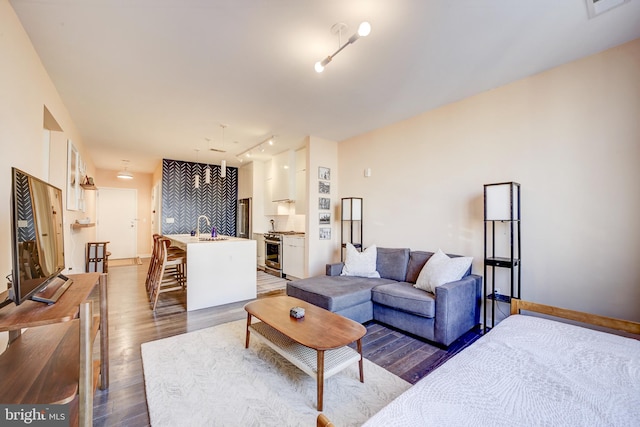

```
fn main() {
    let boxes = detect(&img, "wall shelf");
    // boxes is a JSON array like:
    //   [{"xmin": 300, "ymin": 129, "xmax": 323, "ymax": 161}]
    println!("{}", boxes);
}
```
[{"xmin": 71, "ymin": 223, "xmax": 95, "ymax": 230}]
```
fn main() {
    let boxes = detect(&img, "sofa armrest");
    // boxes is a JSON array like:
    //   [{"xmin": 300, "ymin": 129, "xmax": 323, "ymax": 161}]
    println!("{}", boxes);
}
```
[
  {"xmin": 326, "ymin": 263, "xmax": 344, "ymax": 276},
  {"xmin": 434, "ymin": 274, "xmax": 482, "ymax": 346}
]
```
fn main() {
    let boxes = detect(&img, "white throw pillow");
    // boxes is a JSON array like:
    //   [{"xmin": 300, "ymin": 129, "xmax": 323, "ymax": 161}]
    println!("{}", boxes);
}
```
[
  {"xmin": 414, "ymin": 249, "xmax": 472, "ymax": 293},
  {"xmin": 341, "ymin": 243, "xmax": 381, "ymax": 278}
]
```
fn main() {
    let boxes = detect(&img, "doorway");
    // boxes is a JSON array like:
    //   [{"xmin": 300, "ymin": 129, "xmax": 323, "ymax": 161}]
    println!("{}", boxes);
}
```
[
  {"xmin": 97, "ymin": 187, "xmax": 137, "ymax": 259},
  {"xmin": 151, "ymin": 182, "xmax": 161, "ymax": 236}
]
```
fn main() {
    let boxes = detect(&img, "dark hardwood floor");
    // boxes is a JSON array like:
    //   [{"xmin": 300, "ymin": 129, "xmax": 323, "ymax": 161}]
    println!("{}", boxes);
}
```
[{"xmin": 93, "ymin": 260, "xmax": 479, "ymax": 426}]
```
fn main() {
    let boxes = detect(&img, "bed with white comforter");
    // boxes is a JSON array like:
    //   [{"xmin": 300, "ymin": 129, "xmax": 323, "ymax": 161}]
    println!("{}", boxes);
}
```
[{"xmin": 362, "ymin": 314, "xmax": 640, "ymax": 426}]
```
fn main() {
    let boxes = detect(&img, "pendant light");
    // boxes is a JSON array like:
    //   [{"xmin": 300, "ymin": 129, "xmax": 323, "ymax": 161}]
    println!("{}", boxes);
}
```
[
  {"xmin": 194, "ymin": 149, "xmax": 200, "ymax": 189},
  {"xmin": 204, "ymin": 138, "xmax": 212, "ymax": 184},
  {"xmin": 220, "ymin": 124, "xmax": 227, "ymax": 178}
]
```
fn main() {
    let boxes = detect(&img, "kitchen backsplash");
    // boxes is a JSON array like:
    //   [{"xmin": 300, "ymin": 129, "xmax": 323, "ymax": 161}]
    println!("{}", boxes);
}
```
[
  {"xmin": 265, "ymin": 214, "xmax": 306, "ymax": 232},
  {"xmin": 161, "ymin": 158, "xmax": 238, "ymax": 235}
]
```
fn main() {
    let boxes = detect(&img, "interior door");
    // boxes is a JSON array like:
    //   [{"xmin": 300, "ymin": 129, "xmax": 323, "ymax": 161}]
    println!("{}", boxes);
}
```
[{"xmin": 97, "ymin": 187, "xmax": 137, "ymax": 259}]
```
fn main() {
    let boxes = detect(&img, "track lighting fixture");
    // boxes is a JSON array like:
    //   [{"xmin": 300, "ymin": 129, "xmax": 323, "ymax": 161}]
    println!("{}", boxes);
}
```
[
  {"xmin": 236, "ymin": 135, "xmax": 276, "ymax": 160},
  {"xmin": 315, "ymin": 21, "xmax": 371, "ymax": 73}
]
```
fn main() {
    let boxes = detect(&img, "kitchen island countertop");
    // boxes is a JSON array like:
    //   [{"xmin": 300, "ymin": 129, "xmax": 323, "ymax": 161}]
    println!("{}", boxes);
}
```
[{"xmin": 164, "ymin": 234, "xmax": 256, "ymax": 311}]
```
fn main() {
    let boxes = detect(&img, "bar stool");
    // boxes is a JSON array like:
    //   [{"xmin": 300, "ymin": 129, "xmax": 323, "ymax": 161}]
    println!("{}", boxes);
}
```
[
  {"xmin": 146, "ymin": 235, "xmax": 187, "ymax": 298},
  {"xmin": 86, "ymin": 242, "xmax": 110, "ymax": 273},
  {"xmin": 145, "ymin": 235, "xmax": 162, "ymax": 296},
  {"xmin": 149, "ymin": 238, "xmax": 187, "ymax": 311}
]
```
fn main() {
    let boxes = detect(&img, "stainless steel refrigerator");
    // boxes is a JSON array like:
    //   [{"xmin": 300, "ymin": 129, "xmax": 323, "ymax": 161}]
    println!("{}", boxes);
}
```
[{"xmin": 236, "ymin": 198, "xmax": 252, "ymax": 239}]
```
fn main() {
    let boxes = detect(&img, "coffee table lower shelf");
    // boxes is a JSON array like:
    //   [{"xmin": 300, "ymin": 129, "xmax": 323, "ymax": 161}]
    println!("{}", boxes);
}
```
[{"xmin": 248, "ymin": 322, "xmax": 361, "ymax": 379}]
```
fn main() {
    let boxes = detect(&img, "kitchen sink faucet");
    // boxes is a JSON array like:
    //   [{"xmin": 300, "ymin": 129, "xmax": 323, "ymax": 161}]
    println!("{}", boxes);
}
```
[{"xmin": 197, "ymin": 215, "xmax": 210, "ymax": 238}]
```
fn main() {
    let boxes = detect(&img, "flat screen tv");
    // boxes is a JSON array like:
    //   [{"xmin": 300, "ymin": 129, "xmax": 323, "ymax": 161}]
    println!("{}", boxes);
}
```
[{"xmin": 4, "ymin": 167, "xmax": 72, "ymax": 307}]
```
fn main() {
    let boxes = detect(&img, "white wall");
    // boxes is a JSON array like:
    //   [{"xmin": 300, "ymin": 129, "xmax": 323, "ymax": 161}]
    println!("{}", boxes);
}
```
[
  {"xmin": 338, "ymin": 39, "xmax": 640, "ymax": 322},
  {"xmin": 306, "ymin": 136, "xmax": 339, "ymax": 277},
  {"xmin": 0, "ymin": 0, "xmax": 98, "ymax": 283}
]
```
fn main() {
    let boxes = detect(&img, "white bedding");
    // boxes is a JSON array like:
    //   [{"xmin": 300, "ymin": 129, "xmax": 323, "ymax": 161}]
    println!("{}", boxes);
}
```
[{"xmin": 363, "ymin": 314, "xmax": 640, "ymax": 426}]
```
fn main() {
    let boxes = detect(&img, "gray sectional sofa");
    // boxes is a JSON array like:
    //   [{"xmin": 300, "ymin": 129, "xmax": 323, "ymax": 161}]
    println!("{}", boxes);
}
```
[{"xmin": 286, "ymin": 247, "xmax": 482, "ymax": 347}]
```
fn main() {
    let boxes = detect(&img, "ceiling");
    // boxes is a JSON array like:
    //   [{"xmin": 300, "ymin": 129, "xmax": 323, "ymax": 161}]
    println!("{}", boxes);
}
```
[{"xmin": 10, "ymin": 0, "xmax": 640, "ymax": 174}]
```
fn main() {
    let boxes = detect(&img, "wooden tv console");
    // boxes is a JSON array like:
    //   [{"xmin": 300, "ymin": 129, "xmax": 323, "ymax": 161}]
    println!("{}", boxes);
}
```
[{"xmin": 0, "ymin": 272, "xmax": 108, "ymax": 427}]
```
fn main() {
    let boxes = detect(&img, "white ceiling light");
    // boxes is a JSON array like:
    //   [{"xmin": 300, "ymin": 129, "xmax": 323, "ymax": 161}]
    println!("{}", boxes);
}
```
[
  {"xmin": 194, "ymin": 149, "xmax": 200, "ymax": 188},
  {"xmin": 315, "ymin": 21, "xmax": 371, "ymax": 73},
  {"xmin": 204, "ymin": 138, "xmax": 212, "ymax": 184},
  {"xmin": 117, "ymin": 160, "xmax": 133, "ymax": 179},
  {"xmin": 220, "ymin": 124, "xmax": 227, "ymax": 178}
]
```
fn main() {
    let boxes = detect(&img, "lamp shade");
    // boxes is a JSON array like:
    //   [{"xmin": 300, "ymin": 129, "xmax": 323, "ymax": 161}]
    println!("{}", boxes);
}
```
[
  {"xmin": 484, "ymin": 182, "xmax": 520, "ymax": 221},
  {"xmin": 342, "ymin": 197, "xmax": 362, "ymax": 221}
]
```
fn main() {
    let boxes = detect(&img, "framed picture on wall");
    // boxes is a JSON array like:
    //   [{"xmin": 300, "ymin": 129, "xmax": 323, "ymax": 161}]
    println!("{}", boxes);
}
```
[
  {"xmin": 318, "ymin": 166, "xmax": 331, "ymax": 181},
  {"xmin": 319, "ymin": 212, "xmax": 331, "ymax": 225},
  {"xmin": 67, "ymin": 140, "xmax": 80, "ymax": 211},
  {"xmin": 319, "ymin": 227, "xmax": 331, "ymax": 240},
  {"xmin": 319, "ymin": 197, "xmax": 330, "ymax": 210},
  {"xmin": 319, "ymin": 180, "xmax": 330, "ymax": 194}
]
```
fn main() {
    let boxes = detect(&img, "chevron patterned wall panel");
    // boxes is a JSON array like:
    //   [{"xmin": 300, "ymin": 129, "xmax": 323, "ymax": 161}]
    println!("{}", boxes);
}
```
[{"xmin": 161, "ymin": 159, "xmax": 238, "ymax": 236}]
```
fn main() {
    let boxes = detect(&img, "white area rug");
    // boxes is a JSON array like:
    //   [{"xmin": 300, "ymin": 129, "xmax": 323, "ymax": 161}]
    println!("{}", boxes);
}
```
[{"xmin": 141, "ymin": 320, "xmax": 411, "ymax": 426}]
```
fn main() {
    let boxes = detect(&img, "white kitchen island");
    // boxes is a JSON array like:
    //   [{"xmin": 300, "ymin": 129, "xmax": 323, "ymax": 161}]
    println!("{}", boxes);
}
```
[{"xmin": 165, "ymin": 234, "xmax": 257, "ymax": 311}]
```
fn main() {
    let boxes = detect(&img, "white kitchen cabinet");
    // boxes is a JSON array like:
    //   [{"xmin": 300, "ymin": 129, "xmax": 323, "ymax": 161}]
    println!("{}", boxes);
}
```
[
  {"xmin": 264, "ymin": 177, "xmax": 276, "ymax": 215},
  {"xmin": 264, "ymin": 157, "xmax": 294, "ymax": 215},
  {"xmin": 254, "ymin": 233, "xmax": 265, "ymax": 268},
  {"xmin": 271, "ymin": 150, "xmax": 296, "ymax": 202},
  {"xmin": 294, "ymin": 148, "xmax": 306, "ymax": 215},
  {"xmin": 283, "ymin": 236, "xmax": 305, "ymax": 279}
]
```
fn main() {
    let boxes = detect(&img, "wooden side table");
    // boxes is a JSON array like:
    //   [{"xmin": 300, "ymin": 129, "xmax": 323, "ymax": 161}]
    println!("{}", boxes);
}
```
[{"xmin": 0, "ymin": 273, "xmax": 109, "ymax": 426}]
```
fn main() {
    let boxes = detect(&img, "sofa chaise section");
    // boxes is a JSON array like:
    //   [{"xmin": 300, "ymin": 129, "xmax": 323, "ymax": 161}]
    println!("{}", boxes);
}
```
[{"xmin": 287, "ymin": 248, "xmax": 482, "ymax": 347}]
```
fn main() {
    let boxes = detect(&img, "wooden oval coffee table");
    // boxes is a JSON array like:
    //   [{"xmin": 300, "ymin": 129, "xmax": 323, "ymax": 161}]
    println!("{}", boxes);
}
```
[{"xmin": 244, "ymin": 295, "xmax": 366, "ymax": 411}]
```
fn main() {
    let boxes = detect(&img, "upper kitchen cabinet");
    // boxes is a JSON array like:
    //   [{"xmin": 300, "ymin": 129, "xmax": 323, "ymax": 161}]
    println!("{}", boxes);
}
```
[
  {"xmin": 237, "ymin": 163, "xmax": 252, "ymax": 200},
  {"xmin": 272, "ymin": 150, "xmax": 296, "ymax": 202},
  {"xmin": 294, "ymin": 148, "xmax": 307, "ymax": 215},
  {"xmin": 263, "ymin": 159, "xmax": 276, "ymax": 215},
  {"xmin": 264, "ymin": 157, "xmax": 290, "ymax": 215}
]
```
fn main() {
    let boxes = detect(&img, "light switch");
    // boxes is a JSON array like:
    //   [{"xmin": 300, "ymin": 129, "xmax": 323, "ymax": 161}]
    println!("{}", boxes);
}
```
[{"xmin": 166, "ymin": 217, "xmax": 175, "ymax": 223}]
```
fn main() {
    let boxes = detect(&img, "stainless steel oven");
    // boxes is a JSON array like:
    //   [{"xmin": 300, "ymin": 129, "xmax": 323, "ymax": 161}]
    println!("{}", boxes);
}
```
[{"xmin": 264, "ymin": 233, "xmax": 282, "ymax": 277}]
